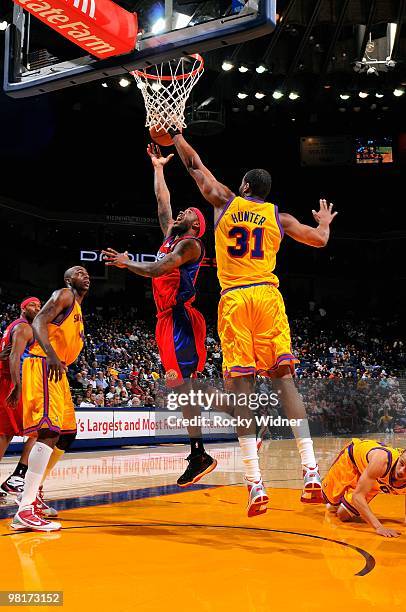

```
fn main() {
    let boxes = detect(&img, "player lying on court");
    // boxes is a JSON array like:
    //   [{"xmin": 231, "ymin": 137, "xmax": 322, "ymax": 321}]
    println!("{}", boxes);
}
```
[
  {"xmin": 11, "ymin": 266, "xmax": 90, "ymax": 532},
  {"xmin": 103, "ymin": 143, "xmax": 218, "ymax": 489},
  {"xmin": 323, "ymin": 438, "xmax": 406, "ymax": 538},
  {"xmin": 167, "ymin": 128, "xmax": 337, "ymax": 512}
]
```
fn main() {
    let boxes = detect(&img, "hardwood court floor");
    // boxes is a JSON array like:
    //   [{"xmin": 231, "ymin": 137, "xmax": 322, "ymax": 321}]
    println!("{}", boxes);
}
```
[{"xmin": 0, "ymin": 436, "xmax": 405, "ymax": 612}]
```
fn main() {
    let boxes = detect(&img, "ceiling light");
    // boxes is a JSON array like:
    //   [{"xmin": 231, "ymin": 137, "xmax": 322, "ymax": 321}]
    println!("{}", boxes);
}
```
[
  {"xmin": 375, "ymin": 93, "xmax": 384, "ymax": 98},
  {"xmin": 239, "ymin": 64, "xmax": 249, "ymax": 73},
  {"xmin": 222, "ymin": 60, "xmax": 234, "ymax": 71},
  {"xmin": 151, "ymin": 17, "xmax": 166, "ymax": 34},
  {"xmin": 359, "ymin": 91, "xmax": 369, "ymax": 98},
  {"xmin": 119, "ymin": 78, "xmax": 130, "ymax": 87},
  {"xmin": 247, "ymin": 104, "xmax": 255, "ymax": 112},
  {"xmin": 137, "ymin": 82, "xmax": 146, "ymax": 90},
  {"xmin": 255, "ymin": 92, "xmax": 265, "ymax": 99},
  {"xmin": 272, "ymin": 90, "xmax": 284, "ymax": 100},
  {"xmin": 339, "ymin": 94, "xmax": 350, "ymax": 100},
  {"xmin": 256, "ymin": 64, "xmax": 267, "ymax": 74},
  {"xmin": 289, "ymin": 92, "xmax": 300, "ymax": 100},
  {"xmin": 393, "ymin": 88, "xmax": 404, "ymax": 97},
  {"xmin": 237, "ymin": 92, "xmax": 248, "ymax": 99},
  {"xmin": 0, "ymin": 20, "xmax": 8, "ymax": 31}
]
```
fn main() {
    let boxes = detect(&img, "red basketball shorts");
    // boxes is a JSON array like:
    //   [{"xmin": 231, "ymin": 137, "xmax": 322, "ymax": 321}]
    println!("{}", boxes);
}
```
[
  {"xmin": 0, "ymin": 376, "xmax": 23, "ymax": 436},
  {"xmin": 156, "ymin": 305, "xmax": 207, "ymax": 387}
]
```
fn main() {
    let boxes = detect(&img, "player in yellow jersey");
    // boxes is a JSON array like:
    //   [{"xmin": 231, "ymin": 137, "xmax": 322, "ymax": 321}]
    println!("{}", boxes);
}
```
[
  {"xmin": 169, "ymin": 129, "xmax": 337, "ymax": 515},
  {"xmin": 323, "ymin": 438, "xmax": 406, "ymax": 537},
  {"xmin": 11, "ymin": 266, "xmax": 90, "ymax": 532}
]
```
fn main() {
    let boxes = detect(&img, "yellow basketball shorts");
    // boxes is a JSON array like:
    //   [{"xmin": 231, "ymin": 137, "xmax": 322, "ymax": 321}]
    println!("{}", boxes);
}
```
[
  {"xmin": 322, "ymin": 444, "xmax": 378, "ymax": 516},
  {"xmin": 22, "ymin": 356, "xmax": 77, "ymax": 435},
  {"xmin": 218, "ymin": 282, "xmax": 299, "ymax": 377}
]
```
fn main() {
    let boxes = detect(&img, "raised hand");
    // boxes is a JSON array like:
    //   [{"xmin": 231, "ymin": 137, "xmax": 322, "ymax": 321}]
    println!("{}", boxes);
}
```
[
  {"xmin": 147, "ymin": 142, "xmax": 174, "ymax": 168},
  {"xmin": 312, "ymin": 199, "xmax": 338, "ymax": 225},
  {"xmin": 102, "ymin": 248, "xmax": 131, "ymax": 269}
]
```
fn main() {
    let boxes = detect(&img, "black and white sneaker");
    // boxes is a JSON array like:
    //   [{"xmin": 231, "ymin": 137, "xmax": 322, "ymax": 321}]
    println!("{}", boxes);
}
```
[
  {"xmin": 1, "ymin": 475, "xmax": 25, "ymax": 496},
  {"xmin": 177, "ymin": 452, "xmax": 217, "ymax": 487}
]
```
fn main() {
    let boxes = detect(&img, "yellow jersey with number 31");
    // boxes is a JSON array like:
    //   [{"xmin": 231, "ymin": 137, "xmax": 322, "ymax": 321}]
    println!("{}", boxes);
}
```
[
  {"xmin": 29, "ymin": 298, "xmax": 84, "ymax": 366},
  {"xmin": 214, "ymin": 195, "xmax": 283, "ymax": 292}
]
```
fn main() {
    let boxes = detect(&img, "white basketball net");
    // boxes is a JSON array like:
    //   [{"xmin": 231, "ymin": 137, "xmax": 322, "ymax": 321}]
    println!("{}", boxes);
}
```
[{"xmin": 131, "ymin": 54, "xmax": 204, "ymax": 133}]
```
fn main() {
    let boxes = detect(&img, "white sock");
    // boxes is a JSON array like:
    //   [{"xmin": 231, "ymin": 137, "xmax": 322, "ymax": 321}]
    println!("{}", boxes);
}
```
[
  {"xmin": 239, "ymin": 437, "xmax": 261, "ymax": 481},
  {"xmin": 19, "ymin": 442, "xmax": 53, "ymax": 508},
  {"xmin": 295, "ymin": 437, "xmax": 317, "ymax": 469}
]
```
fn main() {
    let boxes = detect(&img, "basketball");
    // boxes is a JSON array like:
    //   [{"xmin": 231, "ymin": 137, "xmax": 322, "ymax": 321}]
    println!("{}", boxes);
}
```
[{"xmin": 149, "ymin": 126, "xmax": 173, "ymax": 147}]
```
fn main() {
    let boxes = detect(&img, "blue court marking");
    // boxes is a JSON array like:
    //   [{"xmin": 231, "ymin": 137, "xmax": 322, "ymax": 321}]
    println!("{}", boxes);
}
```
[{"xmin": 0, "ymin": 483, "xmax": 218, "ymax": 520}]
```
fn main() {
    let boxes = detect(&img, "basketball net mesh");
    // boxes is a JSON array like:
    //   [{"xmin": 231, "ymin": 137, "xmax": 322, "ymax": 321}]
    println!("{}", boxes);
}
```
[{"xmin": 131, "ymin": 55, "xmax": 204, "ymax": 133}]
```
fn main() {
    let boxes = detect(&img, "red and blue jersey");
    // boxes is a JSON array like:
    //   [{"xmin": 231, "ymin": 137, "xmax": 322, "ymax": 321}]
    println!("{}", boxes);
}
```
[
  {"xmin": 0, "ymin": 318, "xmax": 33, "ymax": 378},
  {"xmin": 152, "ymin": 235, "xmax": 205, "ymax": 313}
]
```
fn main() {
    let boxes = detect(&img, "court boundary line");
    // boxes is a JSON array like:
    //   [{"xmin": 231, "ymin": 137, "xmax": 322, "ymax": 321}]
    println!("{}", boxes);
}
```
[{"xmin": 0, "ymin": 522, "xmax": 376, "ymax": 577}]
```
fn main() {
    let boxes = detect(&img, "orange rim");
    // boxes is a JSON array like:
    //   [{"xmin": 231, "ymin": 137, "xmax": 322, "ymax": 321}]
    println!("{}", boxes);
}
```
[{"xmin": 132, "ymin": 54, "xmax": 204, "ymax": 82}]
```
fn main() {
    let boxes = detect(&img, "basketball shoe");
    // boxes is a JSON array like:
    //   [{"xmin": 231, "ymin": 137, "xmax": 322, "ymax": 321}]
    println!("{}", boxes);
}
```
[
  {"xmin": 1, "ymin": 475, "xmax": 25, "ymax": 496},
  {"xmin": 35, "ymin": 487, "xmax": 58, "ymax": 518},
  {"xmin": 16, "ymin": 487, "xmax": 58, "ymax": 518},
  {"xmin": 245, "ymin": 478, "xmax": 269, "ymax": 517},
  {"xmin": 177, "ymin": 452, "xmax": 217, "ymax": 487},
  {"xmin": 300, "ymin": 465, "xmax": 323, "ymax": 504},
  {"xmin": 11, "ymin": 506, "xmax": 61, "ymax": 532}
]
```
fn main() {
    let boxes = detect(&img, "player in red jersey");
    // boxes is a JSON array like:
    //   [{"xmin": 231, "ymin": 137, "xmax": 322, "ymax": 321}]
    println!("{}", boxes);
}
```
[
  {"xmin": 0, "ymin": 298, "xmax": 41, "ymax": 500},
  {"xmin": 103, "ymin": 143, "xmax": 217, "ymax": 486}
]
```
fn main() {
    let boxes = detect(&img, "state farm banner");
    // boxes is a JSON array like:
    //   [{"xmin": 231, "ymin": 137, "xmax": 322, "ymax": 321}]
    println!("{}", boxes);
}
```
[{"xmin": 14, "ymin": 0, "xmax": 138, "ymax": 58}]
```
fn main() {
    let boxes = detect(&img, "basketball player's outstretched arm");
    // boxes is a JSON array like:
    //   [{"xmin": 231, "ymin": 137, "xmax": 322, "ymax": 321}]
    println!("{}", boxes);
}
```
[
  {"xmin": 147, "ymin": 143, "xmax": 175, "ymax": 236},
  {"xmin": 32, "ymin": 289, "xmax": 73, "ymax": 382},
  {"xmin": 279, "ymin": 199, "xmax": 337, "ymax": 247},
  {"xmin": 102, "ymin": 239, "xmax": 200, "ymax": 277},
  {"xmin": 351, "ymin": 450, "xmax": 400, "ymax": 537},
  {"xmin": 6, "ymin": 324, "xmax": 34, "ymax": 407},
  {"xmin": 170, "ymin": 133, "xmax": 234, "ymax": 211}
]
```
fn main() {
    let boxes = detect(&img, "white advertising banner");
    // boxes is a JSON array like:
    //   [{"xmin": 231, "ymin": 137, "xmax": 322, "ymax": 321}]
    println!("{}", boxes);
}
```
[{"xmin": 8, "ymin": 409, "xmax": 236, "ymax": 448}]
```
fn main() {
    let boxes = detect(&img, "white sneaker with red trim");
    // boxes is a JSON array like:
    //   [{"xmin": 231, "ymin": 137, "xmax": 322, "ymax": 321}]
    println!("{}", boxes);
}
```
[
  {"xmin": 301, "ymin": 465, "xmax": 323, "ymax": 504},
  {"xmin": 11, "ymin": 505, "xmax": 61, "ymax": 532},
  {"xmin": 245, "ymin": 478, "xmax": 269, "ymax": 517},
  {"xmin": 35, "ymin": 486, "xmax": 58, "ymax": 518}
]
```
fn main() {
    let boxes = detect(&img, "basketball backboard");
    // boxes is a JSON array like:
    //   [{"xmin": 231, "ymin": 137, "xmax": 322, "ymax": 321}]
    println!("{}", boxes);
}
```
[{"xmin": 3, "ymin": 0, "xmax": 276, "ymax": 97}]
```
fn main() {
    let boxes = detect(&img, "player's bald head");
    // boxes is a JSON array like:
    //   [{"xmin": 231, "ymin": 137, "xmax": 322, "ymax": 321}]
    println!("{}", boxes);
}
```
[
  {"xmin": 64, "ymin": 266, "xmax": 85, "ymax": 282},
  {"xmin": 64, "ymin": 266, "xmax": 90, "ymax": 294}
]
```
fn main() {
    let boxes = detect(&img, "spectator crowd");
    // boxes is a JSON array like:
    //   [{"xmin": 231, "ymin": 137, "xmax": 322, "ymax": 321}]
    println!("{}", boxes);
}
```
[{"xmin": 1, "ymin": 299, "xmax": 405, "ymax": 435}]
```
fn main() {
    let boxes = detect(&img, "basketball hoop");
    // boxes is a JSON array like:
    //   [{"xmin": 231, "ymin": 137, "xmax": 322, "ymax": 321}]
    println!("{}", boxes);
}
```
[{"xmin": 131, "ymin": 54, "xmax": 204, "ymax": 135}]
